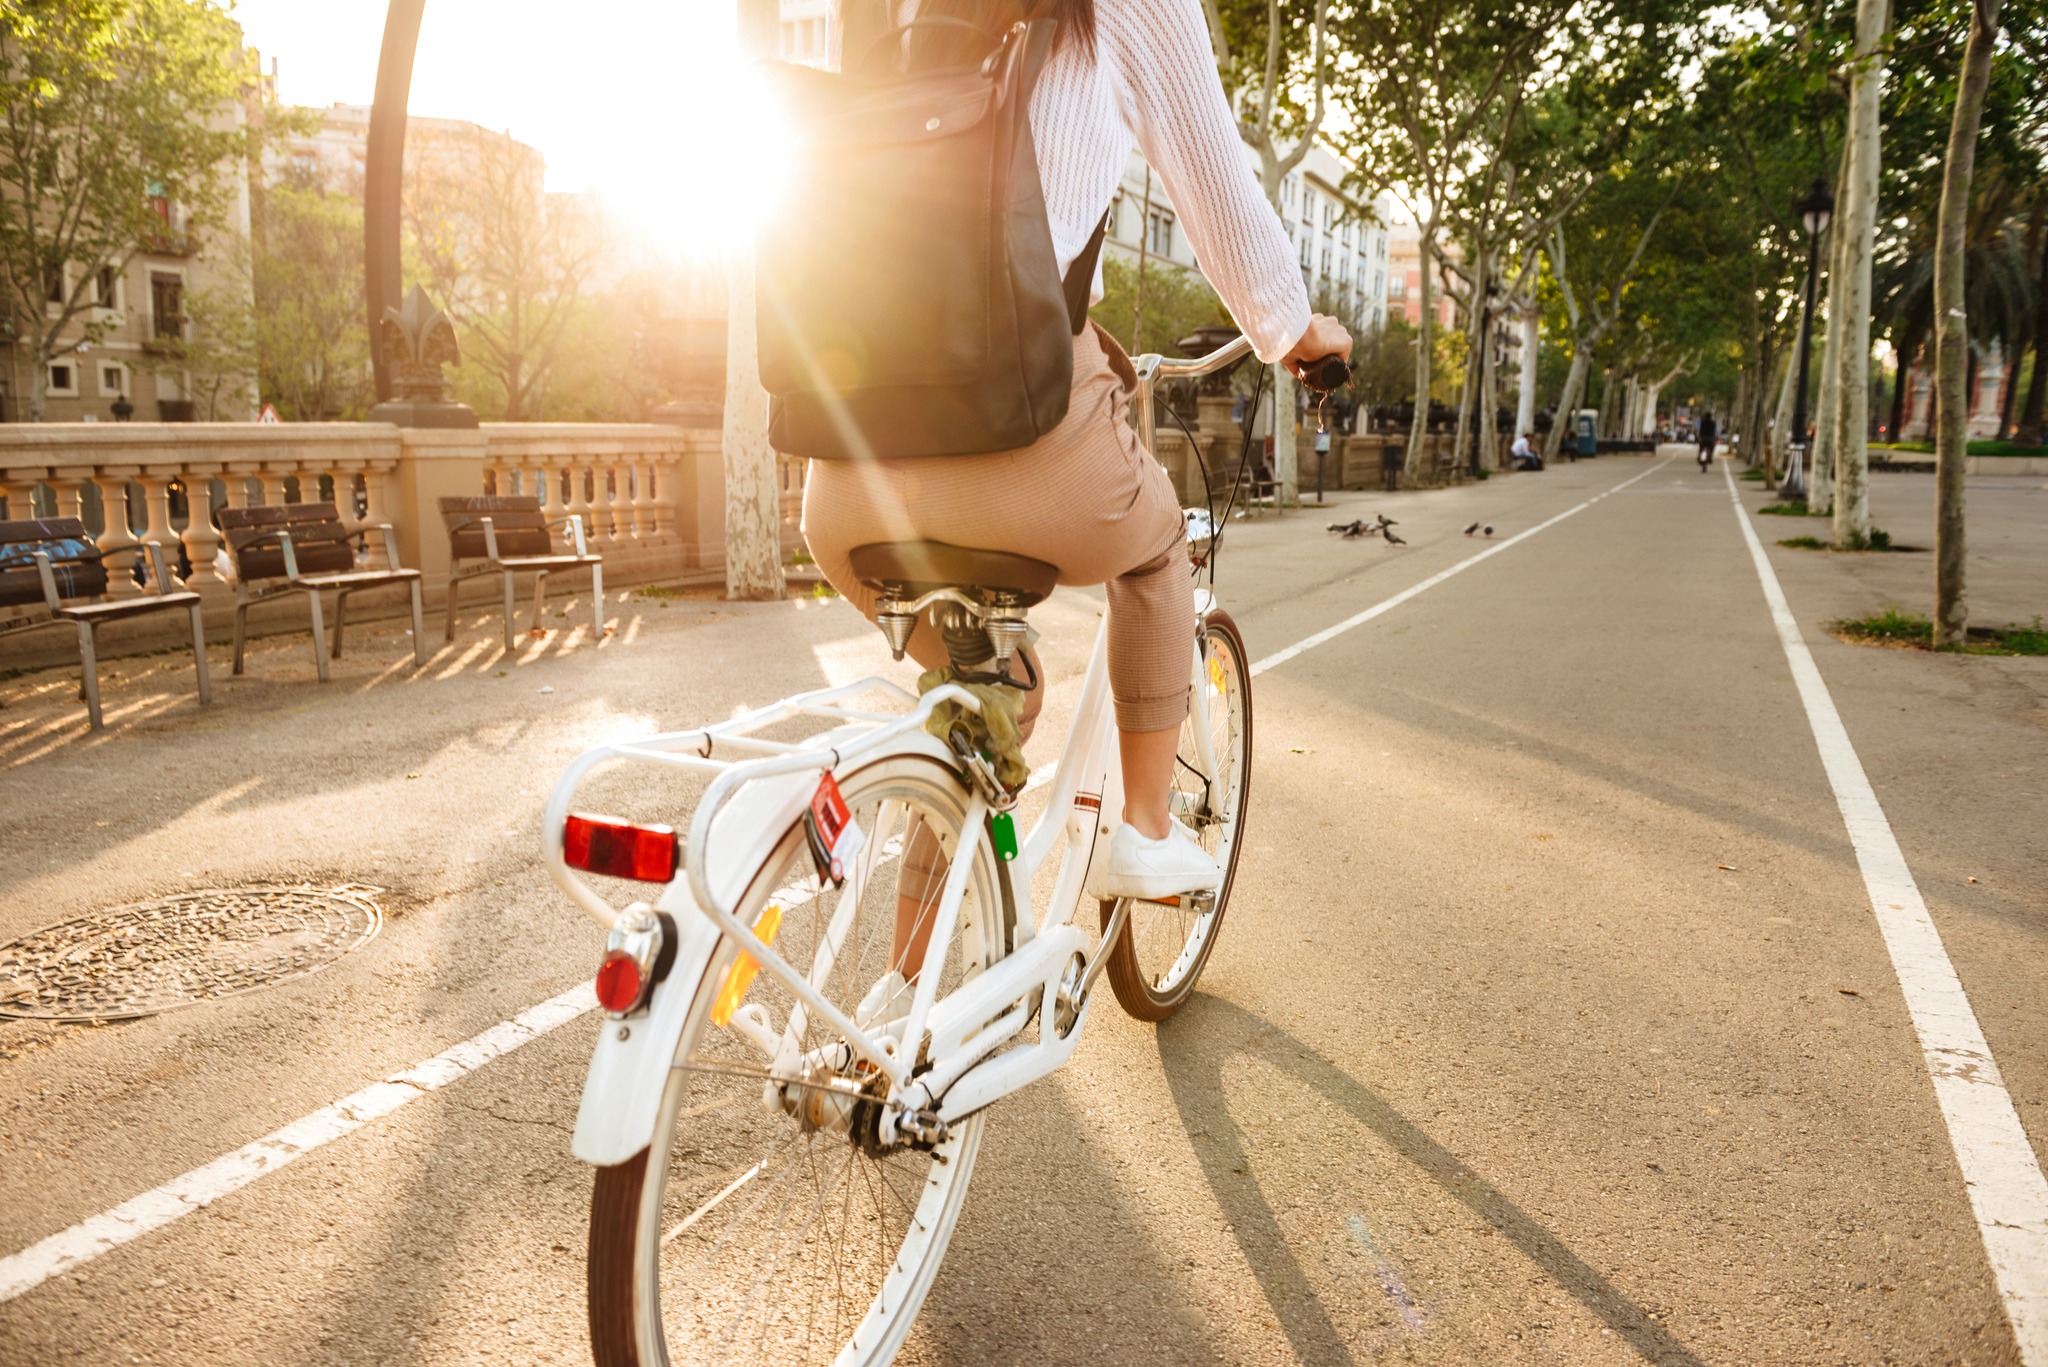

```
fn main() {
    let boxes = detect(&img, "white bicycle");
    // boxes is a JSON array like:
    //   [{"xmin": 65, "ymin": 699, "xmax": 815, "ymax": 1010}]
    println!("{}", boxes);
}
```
[{"xmin": 546, "ymin": 337, "xmax": 1262, "ymax": 1367}]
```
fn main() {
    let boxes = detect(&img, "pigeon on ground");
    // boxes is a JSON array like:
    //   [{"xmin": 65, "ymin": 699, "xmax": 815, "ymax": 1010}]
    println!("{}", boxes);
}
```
[
  {"xmin": 1463, "ymin": 522, "xmax": 1480, "ymax": 535},
  {"xmin": 1483, "ymin": 525, "xmax": 1495, "ymax": 537},
  {"xmin": 1328, "ymin": 514, "xmax": 1405, "ymax": 543}
]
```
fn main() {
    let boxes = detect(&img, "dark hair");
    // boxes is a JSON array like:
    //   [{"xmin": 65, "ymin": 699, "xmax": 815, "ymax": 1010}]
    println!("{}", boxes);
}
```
[{"xmin": 1024, "ymin": 0, "xmax": 1096, "ymax": 52}]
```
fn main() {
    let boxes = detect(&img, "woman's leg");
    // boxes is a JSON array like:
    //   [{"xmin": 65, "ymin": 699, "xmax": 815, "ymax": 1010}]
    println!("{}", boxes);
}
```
[{"xmin": 1104, "ymin": 534, "xmax": 1196, "ymax": 838}]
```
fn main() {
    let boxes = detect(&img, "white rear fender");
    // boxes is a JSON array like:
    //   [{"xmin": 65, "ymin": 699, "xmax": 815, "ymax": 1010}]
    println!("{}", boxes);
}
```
[
  {"xmin": 569, "ymin": 758, "xmax": 827, "ymax": 1167},
  {"xmin": 571, "ymin": 881, "xmax": 724, "ymax": 1167}
]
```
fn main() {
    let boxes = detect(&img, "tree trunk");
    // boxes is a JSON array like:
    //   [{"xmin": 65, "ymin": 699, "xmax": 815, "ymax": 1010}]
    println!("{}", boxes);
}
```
[
  {"xmin": 1995, "ymin": 342, "xmax": 2018, "ymax": 439},
  {"xmin": 27, "ymin": 345, "xmax": 48, "ymax": 422},
  {"xmin": 721, "ymin": 241, "xmax": 787, "ymax": 601},
  {"xmin": 1830, "ymin": 0, "xmax": 1888, "ymax": 547},
  {"xmin": 2018, "ymin": 225, "xmax": 2048, "ymax": 445},
  {"xmin": 719, "ymin": 0, "xmax": 788, "ymax": 601},
  {"xmin": 1515, "ymin": 313, "xmax": 1538, "ymax": 437},
  {"xmin": 1406, "ymin": 231, "xmax": 1436, "ymax": 480},
  {"xmin": 1480, "ymin": 317, "xmax": 1500, "ymax": 465},
  {"xmin": 1272, "ymin": 363, "xmax": 1298, "ymax": 503},
  {"xmin": 1887, "ymin": 340, "xmax": 1911, "ymax": 442},
  {"xmin": 1733, "ymin": 365, "xmax": 1755, "ymax": 472},
  {"xmin": 1547, "ymin": 348, "xmax": 1591, "ymax": 462},
  {"xmin": 1811, "ymin": 138, "xmax": 1854, "ymax": 515},
  {"xmin": 1771, "ymin": 347, "xmax": 1797, "ymax": 472},
  {"xmin": 1934, "ymin": 0, "xmax": 2003, "ymax": 646}
]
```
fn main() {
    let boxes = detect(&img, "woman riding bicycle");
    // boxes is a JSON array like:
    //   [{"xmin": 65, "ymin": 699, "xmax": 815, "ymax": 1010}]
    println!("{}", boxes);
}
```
[{"xmin": 804, "ymin": 0, "xmax": 1351, "ymax": 901}]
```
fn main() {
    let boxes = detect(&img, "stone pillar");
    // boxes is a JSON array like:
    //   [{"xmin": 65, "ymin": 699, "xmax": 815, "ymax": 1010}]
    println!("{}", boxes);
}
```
[
  {"xmin": 179, "ymin": 463, "xmax": 224, "ymax": 585},
  {"xmin": 674, "ymin": 432, "xmax": 725, "ymax": 571},
  {"xmin": 95, "ymin": 467, "xmax": 144, "ymax": 595},
  {"xmin": 391, "ymin": 428, "xmax": 485, "ymax": 584}
]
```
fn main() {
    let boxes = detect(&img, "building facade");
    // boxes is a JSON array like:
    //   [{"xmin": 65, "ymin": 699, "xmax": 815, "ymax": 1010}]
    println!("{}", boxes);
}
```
[
  {"xmin": 1100, "ymin": 140, "xmax": 1394, "ymax": 331},
  {"xmin": 1385, "ymin": 219, "xmax": 1461, "ymax": 331},
  {"xmin": 6, "ymin": 100, "xmax": 256, "ymax": 425}
]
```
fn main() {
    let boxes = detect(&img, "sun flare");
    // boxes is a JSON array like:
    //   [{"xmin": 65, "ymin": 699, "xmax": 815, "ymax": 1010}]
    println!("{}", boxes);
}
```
[{"xmin": 595, "ymin": 16, "xmax": 796, "ymax": 259}]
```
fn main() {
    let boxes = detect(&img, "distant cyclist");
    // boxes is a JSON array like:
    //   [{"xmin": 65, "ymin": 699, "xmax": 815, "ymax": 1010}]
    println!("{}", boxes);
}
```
[{"xmin": 1697, "ymin": 412, "xmax": 1718, "ymax": 471}]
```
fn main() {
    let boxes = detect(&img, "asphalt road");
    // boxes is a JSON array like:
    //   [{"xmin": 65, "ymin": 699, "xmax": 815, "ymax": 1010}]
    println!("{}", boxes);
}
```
[{"xmin": 1, "ymin": 454, "xmax": 2043, "ymax": 1366}]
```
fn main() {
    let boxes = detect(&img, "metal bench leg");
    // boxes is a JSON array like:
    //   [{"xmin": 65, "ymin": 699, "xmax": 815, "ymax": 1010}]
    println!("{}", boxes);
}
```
[
  {"xmin": 409, "ymin": 578, "xmax": 426, "ymax": 665},
  {"xmin": 590, "ymin": 562, "xmax": 604, "ymax": 638},
  {"xmin": 332, "ymin": 589, "xmax": 349, "ymax": 659},
  {"xmin": 444, "ymin": 571, "xmax": 461, "ymax": 642},
  {"xmin": 188, "ymin": 600, "xmax": 212, "ymax": 707},
  {"xmin": 305, "ymin": 589, "xmax": 331, "ymax": 683},
  {"xmin": 232, "ymin": 586, "xmax": 251, "ymax": 676},
  {"xmin": 76, "ymin": 619, "xmax": 104, "ymax": 730},
  {"xmin": 505, "ymin": 569, "xmax": 521, "ymax": 652}
]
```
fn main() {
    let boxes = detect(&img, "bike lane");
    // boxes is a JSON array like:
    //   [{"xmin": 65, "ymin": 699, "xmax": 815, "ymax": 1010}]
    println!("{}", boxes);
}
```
[{"xmin": 1073, "ymin": 454, "xmax": 2033, "ymax": 1364}]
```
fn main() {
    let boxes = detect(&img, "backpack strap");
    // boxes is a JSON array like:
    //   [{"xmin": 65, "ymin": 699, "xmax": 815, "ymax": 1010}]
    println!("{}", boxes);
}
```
[{"xmin": 1062, "ymin": 208, "xmax": 1110, "ymax": 335}]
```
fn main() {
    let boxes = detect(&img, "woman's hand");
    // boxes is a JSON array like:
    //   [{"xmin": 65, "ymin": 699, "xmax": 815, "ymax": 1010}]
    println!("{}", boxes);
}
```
[{"xmin": 1281, "ymin": 314, "xmax": 1353, "ymax": 381}]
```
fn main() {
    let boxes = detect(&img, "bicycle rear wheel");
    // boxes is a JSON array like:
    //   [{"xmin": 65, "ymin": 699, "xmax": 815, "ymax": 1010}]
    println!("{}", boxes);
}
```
[
  {"xmin": 1102, "ymin": 608, "xmax": 1252, "ymax": 1021},
  {"xmin": 588, "ymin": 754, "xmax": 1007, "ymax": 1367}
]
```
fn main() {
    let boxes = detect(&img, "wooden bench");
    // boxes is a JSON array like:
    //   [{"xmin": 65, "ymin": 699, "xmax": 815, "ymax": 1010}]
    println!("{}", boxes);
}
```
[
  {"xmin": 0, "ymin": 518, "xmax": 210, "ymax": 729},
  {"xmin": 215, "ymin": 503, "xmax": 425, "ymax": 683},
  {"xmin": 438, "ymin": 496, "xmax": 603, "ymax": 651}
]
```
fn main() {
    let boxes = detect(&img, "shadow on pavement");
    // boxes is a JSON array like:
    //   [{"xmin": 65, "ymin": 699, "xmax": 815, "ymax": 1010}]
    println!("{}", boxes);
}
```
[{"xmin": 1157, "ymin": 993, "xmax": 1707, "ymax": 1367}]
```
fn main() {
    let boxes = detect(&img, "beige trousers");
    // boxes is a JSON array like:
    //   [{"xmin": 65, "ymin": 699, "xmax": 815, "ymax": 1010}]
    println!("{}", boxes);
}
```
[{"xmin": 802, "ymin": 322, "xmax": 1193, "ymax": 734}]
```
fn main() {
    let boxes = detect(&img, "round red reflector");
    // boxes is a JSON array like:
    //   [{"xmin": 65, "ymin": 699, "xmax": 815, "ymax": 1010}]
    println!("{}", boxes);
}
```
[{"xmin": 594, "ymin": 953, "xmax": 645, "ymax": 1013}]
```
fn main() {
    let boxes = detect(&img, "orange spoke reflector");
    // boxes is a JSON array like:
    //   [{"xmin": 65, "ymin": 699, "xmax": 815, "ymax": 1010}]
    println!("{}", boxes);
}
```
[
  {"xmin": 1207, "ymin": 654, "xmax": 1228, "ymax": 695},
  {"xmin": 712, "ymin": 903, "xmax": 783, "ymax": 1027}
]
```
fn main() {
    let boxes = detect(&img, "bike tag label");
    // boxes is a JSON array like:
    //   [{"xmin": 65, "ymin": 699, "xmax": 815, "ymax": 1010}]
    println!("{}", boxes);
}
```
[
  {"xmin": 990, "ymin": 810, "xmax": 1018, "ymax": 862},
  {"xmin": 808, "ymin": 770, "xmax": 865, "ymax": 884}
]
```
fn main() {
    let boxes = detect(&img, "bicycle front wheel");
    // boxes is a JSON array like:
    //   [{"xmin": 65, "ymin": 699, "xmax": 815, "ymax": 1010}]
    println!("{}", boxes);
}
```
[
  {"xmin": 588, "ymin": 754, "xmax": 1008, "ymax": 1367},
  {"xmin": 1102, "ymin": 607, "xmax": 1253, "ymax": 1021}
]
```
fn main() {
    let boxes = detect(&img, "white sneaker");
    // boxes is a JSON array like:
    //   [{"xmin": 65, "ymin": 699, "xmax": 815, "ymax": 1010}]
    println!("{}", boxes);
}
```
[
  {"xmin": 855, "ymin": 969, "xmax": 912, "ymax": 1032},
  {"xmin": 1095, "ymin": 819, "xmax": 1222, "ymax": 902}
]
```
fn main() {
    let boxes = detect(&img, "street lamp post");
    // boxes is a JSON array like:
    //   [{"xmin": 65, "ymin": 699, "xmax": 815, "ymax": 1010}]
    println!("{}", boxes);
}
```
[{"xmin": 1782, "ymin": 177, "xmax": 1833, "ymax": 501}]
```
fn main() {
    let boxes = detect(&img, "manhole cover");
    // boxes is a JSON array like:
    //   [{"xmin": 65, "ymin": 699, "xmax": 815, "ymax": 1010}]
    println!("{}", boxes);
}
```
[{"xmin": 0, "ymin": 884, "xmax": 383, "ymax": 1023}]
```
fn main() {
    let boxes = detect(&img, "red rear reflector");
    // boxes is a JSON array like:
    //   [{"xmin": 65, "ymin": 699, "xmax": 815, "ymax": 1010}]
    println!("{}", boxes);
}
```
[
  {"xmin": 594, "ymin": 953, "xmax": 645, "ymax": 1013},
  {"xmin": 564, "ymin": 814, "xmax": 679, "ymax": 883}
]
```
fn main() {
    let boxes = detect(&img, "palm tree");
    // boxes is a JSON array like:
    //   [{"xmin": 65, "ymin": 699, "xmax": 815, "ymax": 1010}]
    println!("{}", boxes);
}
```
[{"xmin": 1874, "ymin": 171, "xmax": 2037, "ymax": 440}]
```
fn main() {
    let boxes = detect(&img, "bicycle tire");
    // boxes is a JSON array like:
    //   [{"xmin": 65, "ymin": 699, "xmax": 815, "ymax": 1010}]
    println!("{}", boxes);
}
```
[
  {"xmin": 1101, "ymin": 607, "xmax": 1252, "ymax": 1021},
  {"xmin": 588, "ymin": 753, "xmax": 1008, "ymax": 1367}
]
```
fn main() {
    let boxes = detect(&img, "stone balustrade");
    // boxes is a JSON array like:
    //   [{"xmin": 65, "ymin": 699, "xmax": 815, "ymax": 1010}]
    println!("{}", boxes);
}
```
[{"xmin": 0, "ymin": 421, "xmax": 778, "ymax": 665}]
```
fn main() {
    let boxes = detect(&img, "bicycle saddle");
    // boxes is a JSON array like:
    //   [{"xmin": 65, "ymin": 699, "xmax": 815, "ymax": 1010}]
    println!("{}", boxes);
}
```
[{"xmin": 847, "ymin": 541, "xmax": 1058, "ymax": 606}]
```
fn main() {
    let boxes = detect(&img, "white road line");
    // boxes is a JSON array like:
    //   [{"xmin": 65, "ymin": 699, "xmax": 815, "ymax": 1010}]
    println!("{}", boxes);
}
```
[
  {"xmin": 1250, "ymin": 457, "xmax": 1674, "ymax": 675},
  {"xmin": 1723, "ymin": 460, "xmax": 2048, "ymax": 1361},
  {"xmin": 0, "ymin": 462, "xmax": 1669, "ymax": 1304},
  {"xmin": 0, "ymin": 983, "xmax": 596, "ymax": 1304}
]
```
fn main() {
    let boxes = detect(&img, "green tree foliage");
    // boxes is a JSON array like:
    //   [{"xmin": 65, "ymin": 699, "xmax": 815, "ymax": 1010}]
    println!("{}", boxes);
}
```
[
  {"xmin": 252, "ymin": 170, "xmax": 371, "ymax": 420},
  {"xmin": 0, "ymin": 0, "xmax": 247, "ymax": 418},
  {"xmin": 1090, "ymin": 253, "xmax": 1231, "ymax": 358},
  {"xmin": 405, "ymin": 125, "xmax": 602, "ymax": 421}
]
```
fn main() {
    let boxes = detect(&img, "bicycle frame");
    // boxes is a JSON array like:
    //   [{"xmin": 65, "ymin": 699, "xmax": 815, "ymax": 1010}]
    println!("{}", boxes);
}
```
[{"xmin": 553, "ymin": 335, "xmax": 1254, "ymax": 1159}]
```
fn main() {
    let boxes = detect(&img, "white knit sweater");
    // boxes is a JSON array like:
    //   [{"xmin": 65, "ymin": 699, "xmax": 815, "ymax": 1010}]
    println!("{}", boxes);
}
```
[{"xmin": 1031, "ymin": 0, "xmax": 1311, "ymax": 362}]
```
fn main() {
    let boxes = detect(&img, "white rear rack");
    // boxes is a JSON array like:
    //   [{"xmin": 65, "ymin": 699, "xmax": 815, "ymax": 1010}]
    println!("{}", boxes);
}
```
[{"xmin": 542, "ymin": 675, "xmax": 985, "ymax": 931}]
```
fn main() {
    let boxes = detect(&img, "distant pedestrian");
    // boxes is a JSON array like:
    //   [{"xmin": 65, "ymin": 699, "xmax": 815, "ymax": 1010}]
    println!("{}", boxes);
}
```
[
  {"xmin": 1697, "ymin": 412, "xmax": 1718, "ymax": 471},
  {"xmin": 1510, "ymin": 431, "xmax": 1542, "ymax": 471}
]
